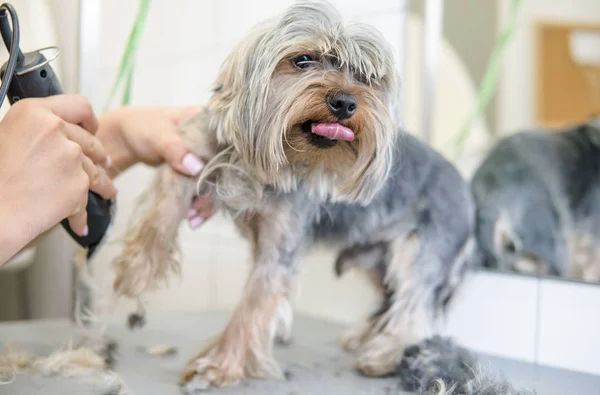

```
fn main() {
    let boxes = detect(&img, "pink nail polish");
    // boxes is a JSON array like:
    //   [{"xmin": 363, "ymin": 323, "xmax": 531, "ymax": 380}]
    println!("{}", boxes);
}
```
[
  {"xmin": 82, "ymin": 226, "xmax": 89, "ymax": 236},
  {"xmin": 188, "ymin": 209, "xmax": 198, "ymax": 218},
  {"xmin": 105, "ymin": 155, "xmax": 112, "ymax": 168},
  {"xmin": 182, "ymin": 153, "xmax": 204, "ymax": 176},
  {"xmin": 188, "ymin": 217, "xmax": 204, "ymax": 230}
]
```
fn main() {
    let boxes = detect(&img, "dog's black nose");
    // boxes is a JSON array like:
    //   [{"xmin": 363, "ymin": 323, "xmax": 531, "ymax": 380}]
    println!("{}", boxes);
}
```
[{"xmin": 328, "ymin": 93, "xmax": 357, "ymax": 119}]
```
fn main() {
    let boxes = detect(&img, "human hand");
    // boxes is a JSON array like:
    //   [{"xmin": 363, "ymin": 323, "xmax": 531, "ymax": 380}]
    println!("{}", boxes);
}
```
[
  {"xmin": 0, "ymin": 95, "xmax": 117, "ymax": 263},
  {"xmin": 97, "ymin": 106, "xmax": 215, "ymax": 229},
  {"xmin": 97, "ymin": 106, "xmax": 207, "ymax": 177}
]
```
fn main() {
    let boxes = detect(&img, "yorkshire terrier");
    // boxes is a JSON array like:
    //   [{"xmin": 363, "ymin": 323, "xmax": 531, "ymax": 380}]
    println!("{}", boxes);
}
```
[
  {"xmin": 471, "ymin": 118, "xmax": 600, "ymax": 281},
  {"xmin": 112, "ymin": 1, "xmax": 475, "ymax": 392}
]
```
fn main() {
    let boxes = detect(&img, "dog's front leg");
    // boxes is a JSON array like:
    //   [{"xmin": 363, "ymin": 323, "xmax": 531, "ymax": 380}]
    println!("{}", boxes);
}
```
[
  {"xmin": 180, "ymin": 198, "xmax": 306, "ymax": 392},
  {"xmin": 112, "ymin": 110, "xmax": 217, "ymax": 298}
]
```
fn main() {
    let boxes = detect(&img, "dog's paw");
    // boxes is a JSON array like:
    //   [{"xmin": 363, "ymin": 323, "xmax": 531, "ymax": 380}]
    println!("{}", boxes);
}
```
[
  {"xmin": 179, "ymin": 337, "xmax": 284, "ymax": 393},
  {"xmin": 338, "ymin": 321, "xmax": 373, "ymax": 353},
  {"xmin": 354, "ymin": 335, "xmax": 401, "ymax": 377},
  {"xmin": 179, "ymin": 356, "xmax": 244, "ymax": 393},
  {"xmin": 355, "ymin": 352, "xmax": 397, "ymax": 377},
  {"xmin": 180, "ymin": 373, "xmax": 211, "ymax": 394},
  {"xmin": 339, "ymin": 330, "xmax": 364, "ymax": 353}
]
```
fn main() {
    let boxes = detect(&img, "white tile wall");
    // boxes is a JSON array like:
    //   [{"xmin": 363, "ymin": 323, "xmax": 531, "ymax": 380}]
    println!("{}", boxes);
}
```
[
  {"xmin": 443, "ymin": 271, "xmax": 540, "ymax": 363},
  {"xmin": 293, "ymin": 246, "xmax": 382, "ymax": 325},
  {"xmin": 98, "ymin": 0, "xmax": 295, "ymax": 75},
  {"xmin": 537, "ymin": 279, "xmax": 600, "ymax": 376}
]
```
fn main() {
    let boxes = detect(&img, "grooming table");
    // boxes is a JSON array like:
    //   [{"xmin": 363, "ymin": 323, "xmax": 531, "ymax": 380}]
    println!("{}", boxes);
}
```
[{"xmin": 1, "ymin": 311, "xmax": 599, "ymax": 395}]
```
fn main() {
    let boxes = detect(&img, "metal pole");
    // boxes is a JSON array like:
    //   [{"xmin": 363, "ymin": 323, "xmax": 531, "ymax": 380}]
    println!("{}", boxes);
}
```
[
  {"xmin": 78, "ymin": 0, "xmax": 101, "ymax": 109},
  {"xmin": 72, "ymin": 0, "xmax": 101, "ymax": 324},
  {"xmin": 421, "ymin": 0, "xmax": 444, "ymax": 144},
  {"xmin": 398, "ymin": 0, "xmax": 408, "ymax": 108}
]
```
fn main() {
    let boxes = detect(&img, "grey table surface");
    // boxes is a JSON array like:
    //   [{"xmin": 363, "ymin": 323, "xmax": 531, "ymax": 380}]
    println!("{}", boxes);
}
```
[{"xmin": 0, "ymin": 311, "xmax": 599, "ymax": 395}]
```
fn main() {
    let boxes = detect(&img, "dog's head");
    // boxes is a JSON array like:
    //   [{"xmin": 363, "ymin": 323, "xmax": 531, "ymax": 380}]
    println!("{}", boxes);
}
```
[{"xmin": 207, "ymin": 0, "xmax": 400, "ymax": 205}]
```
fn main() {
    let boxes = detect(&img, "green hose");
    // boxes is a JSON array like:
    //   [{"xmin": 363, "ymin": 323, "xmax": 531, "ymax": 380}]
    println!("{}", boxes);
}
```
[
  {"xmin": 453, "ymin": 0, "xmax": 523, "ymax": 157},
  {"xmin": 103, "ymin": 0, "xmax": 151, "ymax": 112}
]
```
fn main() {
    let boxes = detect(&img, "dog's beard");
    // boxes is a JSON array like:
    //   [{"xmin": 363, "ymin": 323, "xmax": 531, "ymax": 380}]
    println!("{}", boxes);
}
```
[
  {"xmin": 201, "ymin": 73, "xmax": 397, "ymax": 212},
  {"xmin": 273, "ymin": 72, "xmax": 395, "ymax": 203}
]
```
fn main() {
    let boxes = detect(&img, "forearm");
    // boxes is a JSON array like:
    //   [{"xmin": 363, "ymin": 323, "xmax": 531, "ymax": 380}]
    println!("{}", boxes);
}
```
[{"xmin": 0, "ymin": 204, "xmax": 32, "ymax": 266}]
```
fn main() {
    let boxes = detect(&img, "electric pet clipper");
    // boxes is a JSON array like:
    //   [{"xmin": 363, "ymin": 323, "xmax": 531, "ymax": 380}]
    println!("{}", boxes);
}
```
[{"xmin": 0, "ymin": 3, "xmax": 114, "ymax": 259}]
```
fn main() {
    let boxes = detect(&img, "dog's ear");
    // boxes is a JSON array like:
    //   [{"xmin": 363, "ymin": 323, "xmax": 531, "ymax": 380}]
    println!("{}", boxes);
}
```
[
  {"xmin": 209, "ymin": 27, "xmax": 270, "ymax": 109},
  {"xmin": 207, "ymin": 24, "xmax": 275, "ymax": 156},
  {"xmin": 493, "ymin": 211, "xmax": 520, "ymax": 256}
]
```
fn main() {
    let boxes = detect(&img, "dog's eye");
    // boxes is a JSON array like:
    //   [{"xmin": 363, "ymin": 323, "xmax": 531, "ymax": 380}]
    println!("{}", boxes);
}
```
[{"xmin": 292, "ymin": 55, "xmax": 314, "ymax": 70}]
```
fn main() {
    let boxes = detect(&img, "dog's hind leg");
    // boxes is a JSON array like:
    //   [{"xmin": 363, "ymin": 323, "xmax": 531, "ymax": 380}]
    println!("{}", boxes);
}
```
[
  {"xmin": 112, "ymin": 110, "xmax": 217, "ymax": 298},
  {"xmin": 334, "ymin": 242, "xmax": 389, "ymax": 352},
  {"xmin": 354, "ymin": 229, "xmax": 473, "ymax": 377},
  {"xmin": 180, "ymin": 198, "xmax": 308, "ymax": 392},
  {"xmin": 353, "ymin": 232, "xmax": 425, "ymax": 376}
]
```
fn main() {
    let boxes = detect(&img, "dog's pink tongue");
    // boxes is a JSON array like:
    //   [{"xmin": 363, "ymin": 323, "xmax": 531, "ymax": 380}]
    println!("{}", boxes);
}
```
[{"xmin": 311, "ymin": 123, "xmax": 354, "ymax": 141}]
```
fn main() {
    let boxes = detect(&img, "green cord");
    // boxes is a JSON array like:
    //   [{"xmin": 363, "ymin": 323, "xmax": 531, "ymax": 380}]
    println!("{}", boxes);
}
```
[
  {"xmin": 453, "ymin": 0, "xmax": 523, "ymax": 156},
  {"xmin": 122, "ymin": 61, "xmax": 135, "ymax": 106},
  {"xmin": 103, "ymin": 0, "xmax": 151, "ymax": 112}
]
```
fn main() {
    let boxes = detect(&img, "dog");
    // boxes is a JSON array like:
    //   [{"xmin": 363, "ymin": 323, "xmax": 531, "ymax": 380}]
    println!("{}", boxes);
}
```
[
  {"xmin": 470, "ymin": 118, "xmax": 600, "ymax": 282},
  {"xmin": 111, "ymin": 1, "xmax": 479, "ymax": 392}
]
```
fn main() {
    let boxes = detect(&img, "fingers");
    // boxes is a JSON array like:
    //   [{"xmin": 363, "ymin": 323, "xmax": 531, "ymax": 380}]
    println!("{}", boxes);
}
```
[
  {"xmin": 63, "ymin": 122, "xmax": 111, "ymax": 168},
  {"xmin": 158, "ymin": 106, "xmax": 206, "ymax": 176},
  {"xmin": 81, "ymin": 155, "xmax": 117, "ymax": 200},
  {"xmin": 168, "ymin": 105, "xmax": 205, "ymax": 126},
  {"xmin": 67, "ymin": 195, "xmax": 89, "ymax": 237},
  {"xmin": 43, "ymin": 94, "xmax": 99, "ymax": 134},
  {"xmin": 187, "ymin": 194, "xmax": 214, "ymax": 230},
  {"xmin": 68, "ymin": 211, "xmax": 88, "ymax": 237},
  {"xmin": 157, "ymin": 135, "xmax": 205, "ymax": 177},
  {"xmin": 69, "ymin": 156, "xmax": 116, "ymax": 236}
]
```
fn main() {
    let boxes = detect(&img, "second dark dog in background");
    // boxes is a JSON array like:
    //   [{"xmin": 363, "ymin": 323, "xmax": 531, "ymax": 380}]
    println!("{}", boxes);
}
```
[{"xmin": 471, "ymin": 119, "xmax": 600, "ymax": 282}]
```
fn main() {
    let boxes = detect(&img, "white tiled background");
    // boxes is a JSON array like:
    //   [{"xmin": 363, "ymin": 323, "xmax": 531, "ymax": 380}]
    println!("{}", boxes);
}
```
[{"xmin": 1, "ymin": 0, "xmax": 600, "ymax": 381}]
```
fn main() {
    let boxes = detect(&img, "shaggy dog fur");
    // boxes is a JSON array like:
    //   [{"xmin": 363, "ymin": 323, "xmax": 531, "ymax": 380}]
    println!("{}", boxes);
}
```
[
  {"xmin": 396, "ymin": 336, "xmax": 536, "ymax": 394},
  {"xmin": 110, "ymin": 1, "xmax": 531, "ymax": 393},
  {"xmin": 471, "ymin": 119, "xmax": 600, "ymax": 281}
]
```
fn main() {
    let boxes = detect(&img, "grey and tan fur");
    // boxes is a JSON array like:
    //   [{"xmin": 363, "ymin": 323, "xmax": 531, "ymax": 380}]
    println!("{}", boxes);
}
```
[
  {"xmin": 396, "ymin": 336, "xmax": 536, "ymax": 394},
  {"xmin": 112, "ymin": 1, "xmax": 479, "ymax": 392},
  {"xmin": 471, "ymin": 119, "xmax": 600, "ymax": 281}
]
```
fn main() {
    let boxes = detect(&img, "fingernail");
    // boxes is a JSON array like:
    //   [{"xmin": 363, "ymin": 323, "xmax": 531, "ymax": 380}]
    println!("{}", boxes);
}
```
[
  {"xmin": 182, "ymin": 153, "xmax": 204, "ymax": 176},
  {"xmin": 187, "ymin": 209, "xmax": 198, "ymax": 219},
  {"xmin": 82, "ymin": 226, "xmax": 89, "ymax": 236},
  {"xmin": 188, "ymin": 216, "xmax": 204, "ymax": 230},
  {"xmin": 105, "ymin": 155, "xmax": 112, "ymax": 168}
]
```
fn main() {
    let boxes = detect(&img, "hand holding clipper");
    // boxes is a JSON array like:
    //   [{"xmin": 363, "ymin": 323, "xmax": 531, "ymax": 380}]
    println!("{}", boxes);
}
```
[{"xmin": 0, "ymin": 2, "xmax": 114, "ymax": 259}]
